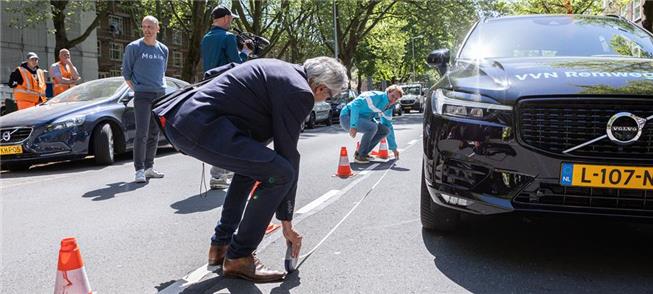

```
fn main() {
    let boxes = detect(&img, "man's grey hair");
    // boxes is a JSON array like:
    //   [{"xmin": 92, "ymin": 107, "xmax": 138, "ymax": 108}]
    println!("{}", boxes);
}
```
[
  {"xmin": 142, "ymin": 15, "xmax": 159, "ymax": 26},
  {"xmin": 303, "ymin": 57, "xmax": 348, "ymax": 92}
]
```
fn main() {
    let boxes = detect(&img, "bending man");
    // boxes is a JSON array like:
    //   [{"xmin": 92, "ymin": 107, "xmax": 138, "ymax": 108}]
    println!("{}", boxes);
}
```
[
  {"xmin": 154, "ymin": 57, "xmax": 347, "ymax": 282},
  {"xmin": 339, "ymin": 85, "xmax": 403, "ymax": 163}
]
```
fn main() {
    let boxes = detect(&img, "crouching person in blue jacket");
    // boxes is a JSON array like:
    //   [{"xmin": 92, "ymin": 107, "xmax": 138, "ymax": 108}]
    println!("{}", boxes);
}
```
[{"xmin": 339, "ymin": 85, "xmax": 403, "ymax": 163}]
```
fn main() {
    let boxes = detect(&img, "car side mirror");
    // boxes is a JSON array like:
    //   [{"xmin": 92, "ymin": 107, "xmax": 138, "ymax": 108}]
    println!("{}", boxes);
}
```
[
  {"xmin": 119, "ymin": 91, "xmax": 134, "ymax": 104},
  {"xmin": 427, "ymin": 48, "xmax": 450, "ymax": 76}
]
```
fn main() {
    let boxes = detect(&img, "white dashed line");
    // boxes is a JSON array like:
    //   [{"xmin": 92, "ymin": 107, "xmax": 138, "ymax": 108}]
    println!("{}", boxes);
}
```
[{"xmin": 295, "ymin": 189, "xmax": 340, "ymax": 214}]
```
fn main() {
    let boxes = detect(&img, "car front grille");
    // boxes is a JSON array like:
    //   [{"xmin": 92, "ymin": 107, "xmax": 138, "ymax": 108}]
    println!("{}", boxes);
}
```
[
  {"xmin": 513, "ymin": 183, "xmax": 653, "ymax": 215},
  {"xmin": 517, "ymin": 98, "xmax": 653, "ymax": 159},
  {"xmin": 401, "ymin": 99, "xmax": 416, "ymax": 105},
  {"xmin": 0, "ymin": 127, "xmax": 33, "ymax": 145}
]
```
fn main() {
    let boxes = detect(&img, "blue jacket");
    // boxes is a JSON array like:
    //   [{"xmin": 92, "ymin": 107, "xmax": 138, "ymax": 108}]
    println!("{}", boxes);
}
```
[
  {"xmin": 200, "ymin": 26, "xmax": 248, "ymax": 72},
  {"xmin": 340, "ymin": 91, "xmax": 397, "ymax": 151}
]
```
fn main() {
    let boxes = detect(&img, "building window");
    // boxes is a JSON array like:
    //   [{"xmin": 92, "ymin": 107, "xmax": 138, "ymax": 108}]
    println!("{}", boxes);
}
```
[
  {"xmin": 173, "ymin": 51, "xmax": 183, "ymax": 67},
  {"xmin": 97, "ymin": 40, "xmax": 101, "ymax": 55},
  {"xmin": 110, "ymin": 69, "xmax": 122, "ymax": 77},
  {"xmin": 173, "ymin": 31, "xmax": 182, "ymax": 45},
  {"xmin": 110, "ymin": 42, "xmax": 123, "ymax": 61},
  {"xmin": 633, "ymin": 1, "xmax": 641, "ymax": 20},
  {"xmin": 109, "ymin": 15, "xmax": 123, "ymax": 36},
  {"xmin": 98, "ymin": 72, "xmax": 109, "ymax": 79}
]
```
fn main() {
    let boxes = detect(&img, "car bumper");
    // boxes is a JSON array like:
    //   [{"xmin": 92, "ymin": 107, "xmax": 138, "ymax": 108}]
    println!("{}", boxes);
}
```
[
  {"xmin": 423, "ymin": 115, "xmax": 653, "ymax": 219},
  {"xmin": 0, "ymin": 125, "xmax": 91, "ymax": 164}
]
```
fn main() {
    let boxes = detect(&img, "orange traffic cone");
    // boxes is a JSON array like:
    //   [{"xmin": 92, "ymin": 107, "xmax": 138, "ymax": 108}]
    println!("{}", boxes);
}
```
[
  {"xmin": 377, "ymin": 137, "xmax": 389, "ymax": 159},
  {"xmin": 54, "ymin": 237, "xmax": 93, "ymax": 294},
  {"xmin": 335, "ymin": 147, "xmax": 354, "ymax": 178}
]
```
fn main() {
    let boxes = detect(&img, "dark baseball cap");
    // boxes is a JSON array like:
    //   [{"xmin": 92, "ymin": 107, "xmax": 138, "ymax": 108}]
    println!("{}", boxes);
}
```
[{"xmin": 211, "ymin": 5, "xmax": 239, "ymax": 19}]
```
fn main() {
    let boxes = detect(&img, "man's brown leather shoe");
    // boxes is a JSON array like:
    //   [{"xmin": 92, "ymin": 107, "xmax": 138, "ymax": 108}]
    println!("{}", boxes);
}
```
[
  {"xmin": 223, "ymin": 254, "xmax": 285, "ymax": 283},
  {"xmin": 208, "ymin": 244, "xmax": 229, "ymax": 266}
]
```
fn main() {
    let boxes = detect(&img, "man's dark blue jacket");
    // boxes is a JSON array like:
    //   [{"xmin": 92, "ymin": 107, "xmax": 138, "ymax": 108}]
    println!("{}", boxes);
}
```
[{"xmin": 156, "ymin": 59, "xmax": 314, "ymax": 220}]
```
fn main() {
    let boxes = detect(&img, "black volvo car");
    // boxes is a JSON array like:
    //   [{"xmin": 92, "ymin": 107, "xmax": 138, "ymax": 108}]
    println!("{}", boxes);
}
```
[{"xmin": 422, "ymin": 15, "xmax": 653, "ymax": 231}]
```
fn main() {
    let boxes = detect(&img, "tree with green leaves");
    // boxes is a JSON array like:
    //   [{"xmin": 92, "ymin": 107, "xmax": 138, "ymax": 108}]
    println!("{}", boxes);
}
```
[{"xmin": 3, "ymin": 0, "xmax": 109, "ymax": 62}]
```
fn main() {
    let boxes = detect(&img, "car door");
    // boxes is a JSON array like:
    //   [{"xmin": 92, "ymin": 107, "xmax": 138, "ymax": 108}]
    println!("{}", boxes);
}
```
[{"xmin": 121, "ymin": 79, "xmax": 180, "ymax": 149}]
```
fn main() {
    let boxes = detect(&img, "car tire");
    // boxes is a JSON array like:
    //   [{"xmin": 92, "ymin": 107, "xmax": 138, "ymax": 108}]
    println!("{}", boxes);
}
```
[
  {"xmin": 307, "ymin": 112, "xmax": 316, "ymax": 129},
  {"xmin": 2, "ymin": 162, "xmax": 31, "ymax": 171},
  {"xmin": 93, "ymin": 123, "xmax": 114, "ymax": 165},
  {"xmin": 421, "ymin": 165, "xmax": 460, "ymax": 232}
]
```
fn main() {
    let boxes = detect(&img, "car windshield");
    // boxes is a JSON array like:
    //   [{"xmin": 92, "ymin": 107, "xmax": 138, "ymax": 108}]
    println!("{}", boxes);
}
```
[
  {"xmin": 459, "ymin": 16, "xmax": 653, "ymax": 59},
  {"xmin": 47, "ymin": 79, "xmax": 125, "ymax": 104},
  {"xmin": 402, "ymin": 86, "xmax": 421, "ymax": 95}
]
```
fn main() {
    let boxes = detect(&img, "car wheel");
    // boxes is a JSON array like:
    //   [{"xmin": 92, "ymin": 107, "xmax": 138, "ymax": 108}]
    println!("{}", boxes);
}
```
[
  {"xmin": 421, "ymin": 165, "xmax": 460, "ymax": 232},
  {"xmin": 93, "ymin": 123, "xmax": 114, "ymax": 165},
  {"xmin": 2, "ymin": 162, "xmax": 31, "ymax": 171},
  {"xmin": 307, "ymin": 112, "xmax": 316, "ymax": 129}
]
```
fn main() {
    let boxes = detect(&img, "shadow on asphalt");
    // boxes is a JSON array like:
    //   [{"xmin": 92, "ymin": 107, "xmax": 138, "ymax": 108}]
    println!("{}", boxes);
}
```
[
  {"xmin": 0, "ymin": 147, "xmax": 178, "ymax": 178},
  {"xmin": 172, "ymin": 268, "xmax": 301, "ymax": 294},
  {"xmin": 82, "ymin": 181, "xmax": 147, "ymax": 201},
  {"xmin": 170, "ymin": 190, "xmax": 227, "ymax": 214},
  {"xmin": 422, "ymin": 214, "xmax": 653, "ymax": 293}
]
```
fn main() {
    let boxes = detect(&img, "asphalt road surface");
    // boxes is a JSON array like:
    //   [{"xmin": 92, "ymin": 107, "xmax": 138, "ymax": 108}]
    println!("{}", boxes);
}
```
[{"xmin": 2, "ymin": 113, "xmax": 653, "ymax": 293}]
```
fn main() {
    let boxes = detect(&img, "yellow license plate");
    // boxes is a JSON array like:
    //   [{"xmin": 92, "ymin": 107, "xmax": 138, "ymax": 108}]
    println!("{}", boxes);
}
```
[
  {"xmin": 560, "ymin": 163, "xmax": 653, "ymax": 190},
  {"xmin": 0, "ymin": 145, "xmax": 23, "ymax": 155}
]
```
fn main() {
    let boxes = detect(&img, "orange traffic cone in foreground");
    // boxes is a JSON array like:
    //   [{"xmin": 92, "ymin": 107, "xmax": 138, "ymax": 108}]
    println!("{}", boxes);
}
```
[
  {"xmin": 335, "ymin": 147, "xmax": 354, "ymax": 178},
  {"xmin": 377, "ymin": 137, "xmax": 389, "ymax": 159},
  {"xmin": 54, "ymin": 237, "xmax": 93, "ymax": 294}
]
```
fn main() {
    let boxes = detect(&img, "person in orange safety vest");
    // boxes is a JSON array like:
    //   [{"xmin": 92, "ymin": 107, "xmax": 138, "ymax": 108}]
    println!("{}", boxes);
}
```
[
  {"xmin": 50, "ymin": 48, "xmax": 81, "ymax": 96},
  {"xmin": 7, "ymin": 52, "xmax": 47, "ymax": 110}
]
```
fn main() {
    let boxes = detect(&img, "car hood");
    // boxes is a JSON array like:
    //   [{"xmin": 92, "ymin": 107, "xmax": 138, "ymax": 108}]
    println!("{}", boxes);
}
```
[
  {"xmin": 0, "ymin": 100, "xmax": 108, "ymax": 127},
  {"xmin": 441, "ymin": 57, "xmax": 653, "ymax": 105}
]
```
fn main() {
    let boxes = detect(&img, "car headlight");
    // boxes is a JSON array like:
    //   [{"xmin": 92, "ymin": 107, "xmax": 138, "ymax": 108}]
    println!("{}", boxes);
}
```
[
  {"xmin": 432, "ymin": 89, "xmax": 512, "ymax": 120},
  {"xmin": 45, "ymin": 115, "xmax": 86, "ymax": 132}
]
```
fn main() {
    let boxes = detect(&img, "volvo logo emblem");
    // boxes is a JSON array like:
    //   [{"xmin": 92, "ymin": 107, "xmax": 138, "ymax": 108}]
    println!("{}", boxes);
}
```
[
  {"xmin": 1, "ymin": 131, "xmax": 11, "ymax": 142},
  {"xmin": 606, "ymin": 112, "xmax": 646, "ymax": 145}
]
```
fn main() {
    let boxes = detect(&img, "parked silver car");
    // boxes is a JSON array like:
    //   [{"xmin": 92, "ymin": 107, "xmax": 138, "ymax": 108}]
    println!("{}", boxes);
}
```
[{"xmin": 305, "ymin": 101, "xmax": 331, "ymax": 129}]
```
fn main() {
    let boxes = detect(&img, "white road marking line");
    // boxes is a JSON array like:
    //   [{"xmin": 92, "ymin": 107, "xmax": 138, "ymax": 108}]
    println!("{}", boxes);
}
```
[
  {"xmin": 158, "ymin": 265, "xmax": 216, "ymax": 294},
  {"xmin": 161, "ymin": 138, "xmax": 421, "ymax": 293},
  {"xmin": 407, "ymin": 139, "xmax": 419, "ymax": 145},
  {"xmin": 295, "ymin": 189, "xmax": 340, "ymax": 214}
]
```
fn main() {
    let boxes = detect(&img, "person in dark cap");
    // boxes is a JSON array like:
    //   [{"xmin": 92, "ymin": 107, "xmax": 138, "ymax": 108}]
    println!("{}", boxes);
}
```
[
  {"xmin": 8, "ymin": 52, "xmax": 47, "ymax": 110},
  {"xmin": 200, "ymin": 5, "xmax": 253, "ymax": 190}
]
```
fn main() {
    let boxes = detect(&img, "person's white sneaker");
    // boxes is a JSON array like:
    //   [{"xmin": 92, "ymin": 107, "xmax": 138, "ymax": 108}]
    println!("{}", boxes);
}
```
[
  {"xmin": 135, "ymin": 169, "xmax": 146, "ymax": 183},
  {"xmin": 144, "ymin": 168, "xmax": 164, "ymax": 178},
  {"xmin": 210, "ymin": 175, "xmax": 231, "ymax": 190}
]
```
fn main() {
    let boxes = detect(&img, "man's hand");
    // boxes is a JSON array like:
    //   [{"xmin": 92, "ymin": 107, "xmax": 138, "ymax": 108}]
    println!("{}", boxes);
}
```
[
  {"xmin": 349, "ymin": 128, "xmax": 357, "ymax": 138},
  {"xmin": 282, "ymin": 220, "xmax": 302, "ymax": 258},
  {"xmin": 393, "ymin": 149, "xmax": 400, "ymax": 160}
]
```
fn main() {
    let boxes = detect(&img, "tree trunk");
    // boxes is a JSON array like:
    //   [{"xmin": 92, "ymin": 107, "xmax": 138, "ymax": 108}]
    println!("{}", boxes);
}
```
[
  {"xmin": 181, "ymin": 0, "xmax": 206, "ymax": 82},
  {"xmin": 643, "ymin": 1, "xmax": 653, "ymax": 33},
  {"xmin": 50, "ymin": 0, "xmax": 101, "ymax": 62}
]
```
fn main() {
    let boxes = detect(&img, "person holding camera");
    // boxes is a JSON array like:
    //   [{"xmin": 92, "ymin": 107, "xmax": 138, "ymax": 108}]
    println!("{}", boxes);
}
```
[{"xmin": 201, "ymin": 5, "xmax": 253, "ymax": 190}]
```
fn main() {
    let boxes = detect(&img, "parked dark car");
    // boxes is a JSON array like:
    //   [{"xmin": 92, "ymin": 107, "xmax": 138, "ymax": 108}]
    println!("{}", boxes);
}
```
[
  {"xmin": 0, "ymin": 77, "xmax": 189, "ymax": 171},
  {"xmin": 327, "ymin": 89, "xmax": 357, "ymax": 123},
  {"xmin": 399, "ymin": 83, "xmax": 424, "ymax": 113},
  {"xmin": 422, "ymin": 15, "xmax": 653, "ymax": 231}
]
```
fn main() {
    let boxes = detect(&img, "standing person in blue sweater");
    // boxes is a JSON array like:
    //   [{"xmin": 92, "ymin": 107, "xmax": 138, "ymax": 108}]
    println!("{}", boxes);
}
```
[
  {"xmin": 200, "ymin": 5, "xmax": 252, "ymax": 190},
  {"xmin": 339, "ymin": 85, "xmax": 403, "ymax": 163},
  {"xmin": 122, "ymin": 15, "xmax": 169, "ymax": 183}
]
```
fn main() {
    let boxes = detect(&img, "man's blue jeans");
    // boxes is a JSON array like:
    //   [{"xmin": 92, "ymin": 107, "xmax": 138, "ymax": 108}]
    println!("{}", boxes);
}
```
[{"xmin": 339, "ymin": 114, "xmax": 389, "ymax": 156}]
